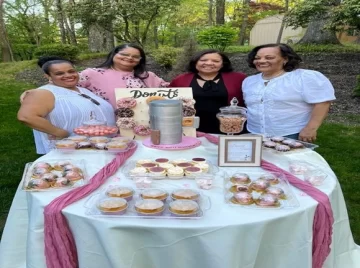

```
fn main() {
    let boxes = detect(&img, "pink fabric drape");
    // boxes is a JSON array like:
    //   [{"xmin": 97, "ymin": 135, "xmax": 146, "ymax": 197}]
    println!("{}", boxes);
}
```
[
  {"xmin": 197, "ymin": 131, "xmax": 334, "ymax": 268},
  {"xmin": 44, "ymin": 146, "xmax": 137, "ymax": 268}
]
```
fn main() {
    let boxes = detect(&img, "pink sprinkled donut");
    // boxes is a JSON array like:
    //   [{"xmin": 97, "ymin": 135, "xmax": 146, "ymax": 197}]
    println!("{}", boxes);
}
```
[
  {"xmin": 133, "ymin": 125, "xmax": 151, "ymax": 136},
  {"xmin": 178, "ymin": 97, "xmax": 196, "ymax": 107},
  {"xmin": 116, "ymin": 118, "xmax": 136, "ymax": 129},
  {"xmin": 116, "ymin": 97, "xmax": 137, "ymax": 109}
]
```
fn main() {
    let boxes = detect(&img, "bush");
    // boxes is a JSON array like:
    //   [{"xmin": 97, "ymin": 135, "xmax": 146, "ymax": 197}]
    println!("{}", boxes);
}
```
[
  {"xmin": 12, "ymin": 44, "xmax": 37, "ymax": 61},
  {"xmin": 197, "ymin": 26, "xmax": 238, "ymax": 52},
  {"xmin": 150, "ymin": 46, "xmax": 181, "ymax": 69},
  {"xmin": 353, "ymin": 75, "xmax": 360, "ymax": 98},
  {"xmin": 33, "ymin": 44, "xmax": 80, "ymax": 61}
]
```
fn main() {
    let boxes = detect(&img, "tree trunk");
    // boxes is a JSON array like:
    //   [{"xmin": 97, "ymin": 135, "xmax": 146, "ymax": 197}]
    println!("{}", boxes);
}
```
[
  {"xmin": 0, "ymin": 0, "xmax": 13, "ymax": 61},
  {"xmin": 298, "ymin": 16, "xmax": 340, "ymax": 45},
  {"xmin": 67, "ymin": 0, "xmax": 77, "ymax": 45},
  {"xmin": 88, "ymin": 23, "xmax": 114, "ymax": 52},
  {"xmin": 238, "ymin": 0, "xmax": 250, "ymax": 45},
  {"xmin": 215, "ymin": 0, "xmax": 225, "ymax": 25},
  {"xmin": 276, "ymin": 0, "xmax": 289, "ymax": 44},
  {"xmin": 208, "ymin": 0, "xmax": 214, "ymax": 26},
  {"xmin": 55, "ymin": 0, "xmax": 67, "ymax": 44},
  {"xmin": 153, "ymin": 19, "xmax": 158, "ymax": 49}
]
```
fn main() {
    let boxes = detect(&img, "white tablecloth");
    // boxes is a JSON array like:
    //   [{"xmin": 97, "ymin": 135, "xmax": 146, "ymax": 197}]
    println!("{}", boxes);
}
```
[{"xmin": 1, "ymin": 137, "xmax": 360, "ymax": 268}]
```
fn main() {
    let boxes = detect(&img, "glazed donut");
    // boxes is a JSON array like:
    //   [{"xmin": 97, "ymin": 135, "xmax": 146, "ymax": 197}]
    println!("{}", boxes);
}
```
[
  {"xmin": 115, "ymin": 108, "xmax": 134, "ymax": 117},
  {"xmin": 133, "ymin": 125, "xmax": 151, "ymax": 136},
  {"xmin": 116, "ymin": 118, "xmax": 136, "ymax": 129},
  {"xmin": 146, "ymin": 96, "xmax": 166, "ymax": 104},
  {"xmin": 116, "ymin": 97, "xmax": 137, "ymax": 109},
  {"xmin": 183, "ymin": 106, "xmax": 196, "ymax": 117}
]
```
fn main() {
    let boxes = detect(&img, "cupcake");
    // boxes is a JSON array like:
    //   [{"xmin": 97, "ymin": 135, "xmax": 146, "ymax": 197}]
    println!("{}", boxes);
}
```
[
  {"xmin": 169, "ymin": 200, "xmax": 199, "ymax": 216},
  {"xmin": 194, "ymin": 163, "xmax": 209, "ymax": 173},
  {"xmin": 259, "ymin": 174, "xmax": 280, "ymax": 185},
  {"xmin": 158, "ymin": 163, "xmax": 175, "ymax": 170},
  {"xmin": 250, "ymin": 179, "xmax": 270, "ymax": 192},
  {"xmin": 97, "ymin": 198, "xmax": 128, "ymax": 215},
  {"xmin": 230, "ymin": 173, "xmax": 251, "ymax": 184},
  {"xmin": 171, "ymin": 189, "xmax": 200, "ymax": 201},
  {"xmin": 141, "ymin": 189, "xmax": 168, "ymax": 201},
  {"xmin": 130, "ymin": 167, "xmax": 147, "ymax": 175},
  {"xmin": 106, "ymin": 141, "xmax": 127, "ymax": 151},
  {"xmin": 32, "ymin": 167, "xmax": 51, "ymax": 178},
  {"xmin": 270, "ymin": 136, "xmax": 285, "ymax": 142},
  {"xmin": 55, "ymin": 140, "xmax": 77, "ymax": 150},
  {"xmin": 134, "ymin": 199, "xmax": 164, "ymax": 216},
  {"xmin": 63, "ymin": 170, "xmax": 83, "ymax": 181},
  {"xmin": 53, "ymin": 160, "xmax": 72, "ymax": 171},
  {"xmin": 111, "ymin": 137, "xmax": 132, "ymax": 143},
  {"xmin": 231, "ymin": 192, "xmax": 254, "ymax": 205},
  {"xmin": 27, "ymin": 179, "xmax": 50, "ymax": 189},
  {"xmin": 155, "ymin": 158, "xmax": 169, "ymax": 164},
  {"xmin": 40, "ymin": 173, "xmax": 58, "ymax": 185},
  {"xmin": 275, "ymin": 144, "xmax": 291, "ymax": 152},
  {"xmin": 136, "ymin": 159, "xmax": 153, "ymax": 167},
  {"xmin": 167, "ymin": 167, "xmax": 184, "ymax": 178},
  {"xmin": 192, "ymin": 158, "xmax": 206, "ymax": 164},
  {"xmin": 255, "ymin": 194, "xmax": 280, "ymax": 207},
  {"xmin": 230, "ymin": 184, "xmax": 252, "ymax": 193},
  {"xmin": 66, "ymin": 135, "xmax": 88, "ymax": 142},
  {"xmin": 263, "ymin": 141, "xmax": 277, "ymax": 148},
  {"xmin": 33, "ymin": 162, "xmax": 52, "ymax": 171},
  {"xmin": 184, "ymin": 166, "xmax": 202, "ymax": 176},
  {"xmin": 54, "ymin": 177, "xmax": 71, "ymax": 187},
  {"xmin": 265, "ymin": 187, "xmax": 286, "ymax": 199},
  {"xmin": 172, "ymin": 159, "xmax": 188, "ymax": 165},
  {"xmin": 89, "ymin": 136, "xmax": 110, "ymax": 144},
  {"xmin": 148, "ymin": 167, "xmax": 166, "ymax": 176},
  {"xmin": 76, "ymin": 141, "xmax": 92, "ymax": 149},
  {"xmin": 176, "ymin": 162, "xmax": 193, "ymax": 169},
  {"xmin": 106, "ymin": 187, "xmax": 134, "ymax": 201},
  {"xmin": 141, "ymin": 163, "xmax": 158, "ymax": 170}
]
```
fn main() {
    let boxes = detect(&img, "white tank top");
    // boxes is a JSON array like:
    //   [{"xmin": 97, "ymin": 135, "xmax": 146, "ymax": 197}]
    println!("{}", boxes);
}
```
[{"xmin": 33, "ymin": 84, "xmax": 115, "ymax": 154}]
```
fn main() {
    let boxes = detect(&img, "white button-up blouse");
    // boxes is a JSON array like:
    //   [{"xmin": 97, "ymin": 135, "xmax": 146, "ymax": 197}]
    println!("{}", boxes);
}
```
[{"xmin": 242, "ymin": 69, "xmax": 336, "ymax": 136}]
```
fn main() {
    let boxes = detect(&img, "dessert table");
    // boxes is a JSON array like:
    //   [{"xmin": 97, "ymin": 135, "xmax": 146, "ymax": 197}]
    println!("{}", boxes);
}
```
[{"xmin": 1, "ymin": 137, "xmax": 360, "ymax": 268}]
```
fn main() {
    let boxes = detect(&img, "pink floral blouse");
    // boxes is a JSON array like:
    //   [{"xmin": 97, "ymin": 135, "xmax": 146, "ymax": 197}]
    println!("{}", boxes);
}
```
[{"xmin": 78, "ymin": 68, "xmax": 169, "ymax": 109}]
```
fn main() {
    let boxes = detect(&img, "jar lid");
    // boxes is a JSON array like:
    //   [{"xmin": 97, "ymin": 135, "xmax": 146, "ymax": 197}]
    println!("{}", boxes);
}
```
[
  {"xmin": 219, "ymin": 97, "xmax": 247, "ymax": 115},
  {"xmin": 82, "ymin": 111, "xmax": 107, "ymax": 126}
]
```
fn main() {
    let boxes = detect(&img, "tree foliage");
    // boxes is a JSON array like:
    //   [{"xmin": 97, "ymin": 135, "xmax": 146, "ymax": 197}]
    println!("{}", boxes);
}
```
[{"xmin": 197, "ymin": 26, "xmax": 237, "ymax": 51}]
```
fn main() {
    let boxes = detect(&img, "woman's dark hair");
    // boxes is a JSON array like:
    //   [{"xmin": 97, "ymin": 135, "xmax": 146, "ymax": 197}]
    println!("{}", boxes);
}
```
[
  {"xmin": 187, "ymin": 49, "xmax": 234, "ymax": 73},
  {"xmin": 38, "ymin": 56, "xmax": 74, "ymax": 75},
  {"xmin": 97, "ymin": 43, "xmax": 149, "ymax": 79},
  {"xmin": 247, "ymin": 43, "xmax": 302, "ymax": 72}
]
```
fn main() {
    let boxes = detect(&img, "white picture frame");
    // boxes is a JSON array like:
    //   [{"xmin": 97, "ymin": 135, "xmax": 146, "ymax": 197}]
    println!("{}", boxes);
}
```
[{"xmin": 218, "ymin": 135, "xmax": 263, "ymax": 167}]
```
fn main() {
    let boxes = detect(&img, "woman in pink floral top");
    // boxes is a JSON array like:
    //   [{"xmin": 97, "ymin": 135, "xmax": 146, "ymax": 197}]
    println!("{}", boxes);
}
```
[{"xmin": 78, "ymin": 43, "xmax": 169, "ymax": 109}]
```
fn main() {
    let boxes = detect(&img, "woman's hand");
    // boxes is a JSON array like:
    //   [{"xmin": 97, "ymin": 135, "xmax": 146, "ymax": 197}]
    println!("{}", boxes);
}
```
[{"xmin": 299, "ymin": 127, "xmax": 317, "ymax": 143}]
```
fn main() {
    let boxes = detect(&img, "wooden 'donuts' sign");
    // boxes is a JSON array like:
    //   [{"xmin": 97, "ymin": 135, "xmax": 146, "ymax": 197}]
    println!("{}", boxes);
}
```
[{"xmin": 115, "ymin": 88, "xmax": 196, "ymax": 140}]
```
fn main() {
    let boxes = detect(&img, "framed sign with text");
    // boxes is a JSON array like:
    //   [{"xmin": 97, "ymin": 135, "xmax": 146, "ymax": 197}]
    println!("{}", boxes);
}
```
[{"xmin": 218, "ymin": 135, "xmax": 263, "ymax": 167}]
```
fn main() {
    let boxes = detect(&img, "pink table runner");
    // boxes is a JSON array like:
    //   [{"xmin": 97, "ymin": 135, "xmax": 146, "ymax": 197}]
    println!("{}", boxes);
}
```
[
  {"xmin": 44, "ymin": 146, "xmax": 137, "ymax": 268},
  {"xmin": 197, "ymin": 132, "xmax": 334, "ymax": 268}
]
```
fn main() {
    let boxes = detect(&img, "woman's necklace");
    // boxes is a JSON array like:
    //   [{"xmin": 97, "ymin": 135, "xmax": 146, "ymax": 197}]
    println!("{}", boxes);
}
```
[{"xmin": 262, "ymin": 70, "xmax": 286, "ymax": 85}]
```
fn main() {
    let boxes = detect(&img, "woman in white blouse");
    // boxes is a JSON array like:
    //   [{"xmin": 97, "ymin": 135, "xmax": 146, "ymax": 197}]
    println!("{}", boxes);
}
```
[
  {"xmin": 242, "ymin": 43, "xmax": 336, "ymax": 142},
  {"xmin": 17, "ymin": 56, "xmax": 115, "ymax": 154}
]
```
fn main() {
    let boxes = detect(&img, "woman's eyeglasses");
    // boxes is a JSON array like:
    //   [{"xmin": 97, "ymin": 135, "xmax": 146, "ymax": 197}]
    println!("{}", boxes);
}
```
[
  {"xmin": 79, "ymin": 93, "xmax": 100, "ymax": 105},
  {"xmin": 117, "ymin": 52, "xmax": 142, "ymax": 60}
]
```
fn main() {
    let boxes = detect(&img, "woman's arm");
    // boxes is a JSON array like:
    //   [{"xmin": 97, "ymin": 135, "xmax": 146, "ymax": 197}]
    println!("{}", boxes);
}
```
[
  {"xmin": 17, "ymin": 90, "xmax": 69, "ymax": 138},
  {"xmin": 299, "ymin": 101, "xmax": 331, "ymax": 142}
]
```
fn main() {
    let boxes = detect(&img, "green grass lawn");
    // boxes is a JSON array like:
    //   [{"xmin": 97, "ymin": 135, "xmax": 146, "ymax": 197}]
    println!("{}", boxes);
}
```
[{"xmin": 0, "ymin": 62, "xmax": 359, "ymax": 245}]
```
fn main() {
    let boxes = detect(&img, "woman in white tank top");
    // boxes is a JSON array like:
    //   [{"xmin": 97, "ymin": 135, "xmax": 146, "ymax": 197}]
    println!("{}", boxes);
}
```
[{"xmin": 17, "ymin": 57, "xmax": 115, "ymax": 154}]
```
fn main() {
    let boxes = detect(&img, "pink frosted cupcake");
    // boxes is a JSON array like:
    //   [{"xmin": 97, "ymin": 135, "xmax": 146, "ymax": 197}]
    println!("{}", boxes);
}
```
[
  {"xmin": 250, "ymin": 179, "xmax": 270, "ymax": 192},
  {"xmin": 27, "ymin": 179, "xmax": 51, "ymax": 189},
  {"xmin": 231, "ymin": 192, "xmax": 254, "ymax": 205},
  {"xmin": 230, "ymin": 173, "xmax": 251, "ymax": 184},
  {"xmin": 255, "ymin": 194, "xmax": 280, "ymax": 207}
]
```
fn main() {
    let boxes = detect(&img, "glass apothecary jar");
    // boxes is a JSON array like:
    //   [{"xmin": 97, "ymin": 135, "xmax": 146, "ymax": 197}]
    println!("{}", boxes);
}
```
[{"xmin": 216, "ymin": 97, "xmax": 247, "ymax": 135}]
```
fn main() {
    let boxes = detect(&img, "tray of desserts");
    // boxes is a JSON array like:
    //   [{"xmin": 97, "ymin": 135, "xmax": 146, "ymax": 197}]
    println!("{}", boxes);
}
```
[
  {"xmin": 122, "ymin": 157, "xmax": 219, "ymax": 180},
  {"xmin": 54, "ymin": 136, "xmax": 136, "ymax": 153},
  {"xmin": 262, "ymin": 136, "xmax": 318, "ymax": 153},
  {"xmin": 21, "ymin": 159, "xmax": 87, "ymax": 191},
  {"xmin": 224, "ymin": 171, "xmax": 299, "ymax": 209},
  {"xmin": 84, "ymin": 186, "xmax": 211, "ymax": 219}
]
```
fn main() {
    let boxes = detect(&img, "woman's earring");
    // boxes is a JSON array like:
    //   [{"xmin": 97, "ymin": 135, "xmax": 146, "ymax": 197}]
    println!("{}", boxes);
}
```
[
  {"xmin": 283, "ymin": 62, "xmax": 287, "ymax": 66},
  {"xmin": 48, "ymin": 79, "xmax": 53, "ymax": 84}
]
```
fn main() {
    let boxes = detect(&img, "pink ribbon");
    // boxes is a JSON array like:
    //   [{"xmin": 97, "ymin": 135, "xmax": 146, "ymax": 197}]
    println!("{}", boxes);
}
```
[
  {"xmin": 196, "ymin": 132, "xmax": 334, "ymax": 268},
  {"xmin": 44, "ymin": 146, "xmax": 137, "ymax": 268}
]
